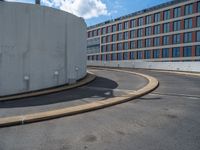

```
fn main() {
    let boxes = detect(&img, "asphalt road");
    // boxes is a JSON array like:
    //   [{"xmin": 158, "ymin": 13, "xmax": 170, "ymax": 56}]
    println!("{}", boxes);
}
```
[
  {"xmin": 0, "ymin": 68, "xmax": 200, "ymax": 150},
  {"xmin": 0, "ymin": 69, "xmax": 147, "ymax": 118}
]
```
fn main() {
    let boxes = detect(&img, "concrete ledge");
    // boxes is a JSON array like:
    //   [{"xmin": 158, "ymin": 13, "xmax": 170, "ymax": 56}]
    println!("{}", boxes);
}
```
[
  {"xmin": 0, "ymin": 72, "xmax": 96, "ymax": 102},
  {"xmin": 0, "ymin": 68, "xmax": 159, "ymax": 127}
]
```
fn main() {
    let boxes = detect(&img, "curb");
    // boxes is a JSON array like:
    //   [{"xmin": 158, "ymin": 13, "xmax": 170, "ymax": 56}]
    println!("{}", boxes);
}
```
[
  {"xmin": 0, "ymin": 72, "xmax": 96, "ymax": 102},
  {"xmin": 0, "ymin": 68, "xmax": 159, "ymax": 127},
  {"xmin": 148, "ymin": 70, "xmax": 200, "ymax": 77}
]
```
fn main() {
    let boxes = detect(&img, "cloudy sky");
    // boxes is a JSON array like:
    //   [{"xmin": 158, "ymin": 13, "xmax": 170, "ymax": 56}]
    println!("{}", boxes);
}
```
[{"xmin": 6, "ymin": 0, "xmax": 172, "ymax": 26}]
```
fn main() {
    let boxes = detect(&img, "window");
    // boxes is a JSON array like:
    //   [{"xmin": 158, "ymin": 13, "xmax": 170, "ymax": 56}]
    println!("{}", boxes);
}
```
[
  {"xmin": 107, "ymin": 35, "xmax": 111, "ymax": 43},
  {"xmin": 183, "ymin": 46, "xmax": 192, "ymax": 57},
  {"xmin": 145, "ymin": 27, "xmax": 152, "ymax": 36},
  {"xmin": 174, "ymin": 7, "xmax": 181, "ymax": 18},
  {"xmin": 107, "ymin": 44, "xmax": 111, "ymax": 52},
  {"xmin": 196, "ymin": 45, "xmax": 200, "ymax": 56},
  {"xmin": 198, "ymin": 2, "xmax": 200, "ymax": 12},
  {"xmin": 131, "ymin": 19, "xmax": 136, "ymax": 28},
  {"xmin": 118, "ymin": 23, "xmax": 122, "ymax": 31},
  {"xmin": 112, "ymin": 44, "xmax": 117, "ymax": 51},
  {"xmin": 101, "ymin": 45, "xmax": 106, "ymax": 52},
  {"xmin": 164, "ymin": 10, "xmax": 170, "ymax": 20},
  {"xmin": 130, "ymin": 51, "xmax": 135, "ymax": 59},
  {"xmin": 172, "ymin": 47, "xmax": 180, "ymax": 57},
  {"xmin": 112, "ymin": 25, "xmax": 116, "ymax": 32},
  {"xmin": 111, "ymin": 53, "xmax": 117, "ymax": 60},
  {"xmin": 197, "ymin": 31, "xmax": 200, "ymax": 42},
  {"xmin": 112, "ymin": 34, "xmax": 116, "ymax": 42},
  {"xmin": 118, "ymin": 33, "xmax": 123, "ymax": 41},
  {"xmin": 137, "ymin": 40, "xmax": 143, "ymax": 48},
  {"xmin": 102, "ymin": 54, "xmax": 106, "ymax": 61},
  {"xmin": 184, "ymin": 32, "xmax": 192, "ymax": 43},
  {"xmin": 154, "ymin": 13, "xmax": 160, "ymax": 22},
  {"xmin": 124, "ymin": 32, "xmax": 129, "ymax": 40},
  {"xmin": 123, "ymin": 52, "xmax": 129, "ymax": 60},
  {"xmin": 173, "ymin": 34, "xmax": 181, "ymax": 44},
  {"xmin": 137, "ymin": 29, "xmax": 143, "ymax": 37},
  {"xmin": 124, "ymin": 42, "xmax": 129, "ymax": 50},
  {"xmin": 144, "ymin": 50, "xmax": 151, "ymax": 59},
  {"xmin": 130, "ymin": 41, "xmax": 135, "ymax": 49},
  {"xmin": 153, "ymin": 49, "xmax": 160, "ymax": 58},
  {"xmin": 162, "ymin": 48, "xmax": 169, "ymax": 58},
  {"xmin": 106, "ymin": 54, "xmax": 110, "ymax": 61},
  {"xmin": 146, "ymin": 15, "xmax": 152, "ymax": 24},
  {"xmin": 130, "ymin": 30, "xmax": 136, "ymax": 39},
  {"xmin": 118, "ymin": 43, "xmax": 123, "ymax": 50},
  {"xmin": 163, "ymin": 23, "xmax": 170, "ymax": 33},
  {"xmin": 102, "ymin": 27, "xmax": 106, "ymax": 35},
  {"xmin": 107, "ymin": 26, "xmax": 111, "ymax": 33},
  {"xmin": 124, "ymin": 21, "xmax": 129, "ymax": 29},
  {"xmin": 154, "ymin": 37, "xmax": 160, "ymax": 46},
  {"xmin": 185, "ymin": 4, "xmax": 193, "ymax": 15},
  {"xmin": 197, "ymin": 16, "xmax": 200, "ymax": 27},
  {"xmin": 102, "ymin": 36, "xmax": 106, "ymax": 43},
  {"xmin": 88, "ymin": 31, "xmax": 92, "ymax": 38},
  {"xmin": 138, "ymin": 17, "xmax": 144, "ymax": 26},
  {"xmin": 137, "ymin": 51, "xmax": 143, "ymax": 59},
  {"xmin": 184, "ymin": 18, "xmax": 193, "ymax": 29},
  {"xmin": 97, "ymin": 29, "xmax": 101, "ymax": 35},
  {"xmin": 163, "ymin": 36, "xmax": 169, "ymax": 45},
  {"xmin": 117, "ymin": 53, "xmax": 122, "ymax": 60},
  {"xmin": 93, "ymin": 30, "xmax": 97, "ymax": 36},
  {"xmin": 154, "ymin": 25, "xmax": 160, "ymax": 34},
  {"xmin": 145, "ymin": 39, "xmax": 151, "ymax": 47},
  {"xmin": 173, "ymin": 21, "xmax": 181, "ymax": 31}
]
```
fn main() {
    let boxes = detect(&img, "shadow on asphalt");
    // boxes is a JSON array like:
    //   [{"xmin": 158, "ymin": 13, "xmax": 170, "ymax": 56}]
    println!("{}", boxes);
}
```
[{"xmin": 0, "ymin": 76, "xmax": 118, "ymax": 108}]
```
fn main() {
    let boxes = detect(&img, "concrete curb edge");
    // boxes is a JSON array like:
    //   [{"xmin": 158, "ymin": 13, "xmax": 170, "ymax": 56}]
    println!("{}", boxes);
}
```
[{"xmin": 0, "ymin": 68, "xmax": 159, "ymax": 128}]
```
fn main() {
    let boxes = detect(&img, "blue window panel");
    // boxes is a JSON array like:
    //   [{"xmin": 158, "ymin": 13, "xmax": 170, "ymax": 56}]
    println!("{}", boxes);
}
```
[
  {"xmin": 144, "ymin": 50, "xmax": 151, "ymax": 59},
  {"xmin": 172, "ymin": 47, "xmax": 180, "ymax": 57},
  {"xmin": 112, "ymin": 53, "xmax": 117, "ymax": 60},
  {"xmin": 196, "ymin": 45, "xmax": 200, "ymax": 56},
  {"xmin": 130, "ymin": 51, "xmax": 135, "ymax": 59},
  {"xmin": 102, "ymin": 54, "xmax": 106, "ymax": 61},
  {"xmin": 124, "ymin": 52, "xmax": 129, "ymax": 60},
  {"xmin": 162, "ymin": 48, "xmax": 169, "ymax": 58},
  {"xmin": 197, "ymin": 31, "xmax": 200, "ymax": 42},
  {"xmin": 124, "ymin": 42, "xmax": 129, "ymax": 50},
  {"xmin": 137, "ymin": 51, "xmax": 143, "ymax": 59},
  {"xmin": 117, "ymin": 53, "xmax": 123, "ymax": 60},
  {"xmin": 185, "ymin": 4, "xmax": 193, "ymax": 15},
  {"xmin": 183, "ymin": 46, "xmax": 192, "ymax": 57},
  {"xmin": 153, "ymin": 49, "xmax": 160, "ymax": 58},
  {"xmin": 106, "ymin": 54, "xmax": 110, "ymax": 61}
]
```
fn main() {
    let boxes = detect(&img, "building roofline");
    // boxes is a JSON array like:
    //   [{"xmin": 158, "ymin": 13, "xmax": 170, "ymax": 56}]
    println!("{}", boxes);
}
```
[{"xmin": 87, "ymin": 0, "xmax": 188, "ymax": 30}]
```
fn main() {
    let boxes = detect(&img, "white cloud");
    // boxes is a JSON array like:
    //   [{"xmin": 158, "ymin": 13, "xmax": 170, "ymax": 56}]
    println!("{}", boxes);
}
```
[{"xmin": 42, "ymin": 0, "xmax": 109, "ymax": 19}]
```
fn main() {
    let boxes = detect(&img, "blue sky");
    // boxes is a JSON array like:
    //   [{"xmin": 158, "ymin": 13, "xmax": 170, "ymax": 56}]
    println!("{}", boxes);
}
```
[{"xmin": 6, "ymin": 0, "xmax": 172, "ymax": 26}]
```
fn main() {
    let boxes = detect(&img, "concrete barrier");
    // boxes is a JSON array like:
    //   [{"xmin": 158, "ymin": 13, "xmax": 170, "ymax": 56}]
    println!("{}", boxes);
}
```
[{"xmin": 0, "ymin": 2, "xmax": 87, "ymax": 96}]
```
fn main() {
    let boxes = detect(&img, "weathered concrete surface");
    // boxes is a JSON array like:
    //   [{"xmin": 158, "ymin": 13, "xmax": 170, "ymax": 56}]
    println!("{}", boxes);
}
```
[{"xmin": 0, "ymin": 2, "xmax": 86, "ymax": 96}]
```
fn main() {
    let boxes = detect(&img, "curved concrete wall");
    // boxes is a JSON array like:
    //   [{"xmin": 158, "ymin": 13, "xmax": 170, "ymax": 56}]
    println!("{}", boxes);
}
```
[{"xmin": 0, "ymin": 2, "xmax": 87, "ymax": 96}]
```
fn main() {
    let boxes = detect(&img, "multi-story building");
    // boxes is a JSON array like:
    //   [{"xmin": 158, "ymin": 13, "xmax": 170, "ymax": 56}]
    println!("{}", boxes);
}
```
[{"xmin": 87, "ymin": 0, "xmax": 200, "ymax": 69}]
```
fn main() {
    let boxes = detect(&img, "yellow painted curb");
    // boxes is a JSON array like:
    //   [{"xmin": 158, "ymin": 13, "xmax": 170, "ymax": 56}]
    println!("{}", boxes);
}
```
[
  {"xmin": 0, "ymin": 72, "xmax": 96, "ymax": 102},
  {"xmin": 0, "ymin": 68, "xmax": 159, "ymax": 127},
  {"xmin": 149, "ymin": 70, "xmax": 200, "ymax": 77}
]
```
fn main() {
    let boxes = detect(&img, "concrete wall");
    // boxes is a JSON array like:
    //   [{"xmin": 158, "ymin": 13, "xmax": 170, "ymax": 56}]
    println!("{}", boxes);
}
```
[
  {"xmin": 0, "ymin": 2, "xmax": 87, "ymax": 96},
  {"xmin": 87, "ymin": 60, "xmax": 200, "ymax": 72}
]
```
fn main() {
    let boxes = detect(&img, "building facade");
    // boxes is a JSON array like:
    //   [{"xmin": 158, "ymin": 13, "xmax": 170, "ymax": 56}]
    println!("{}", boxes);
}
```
[{"xmin": 87, "ymin": 0, "xmax": 200, "ymax": 65}]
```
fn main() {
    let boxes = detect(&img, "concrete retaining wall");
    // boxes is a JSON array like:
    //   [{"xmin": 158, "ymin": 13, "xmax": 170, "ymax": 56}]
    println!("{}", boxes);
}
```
[
  {"xmin": 0, "ymin": 2, "xmax": 86, "ymax": 96},
  {"xmin": 87, "ymin": 60, "xmax": 200, "ymax": 72}
]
